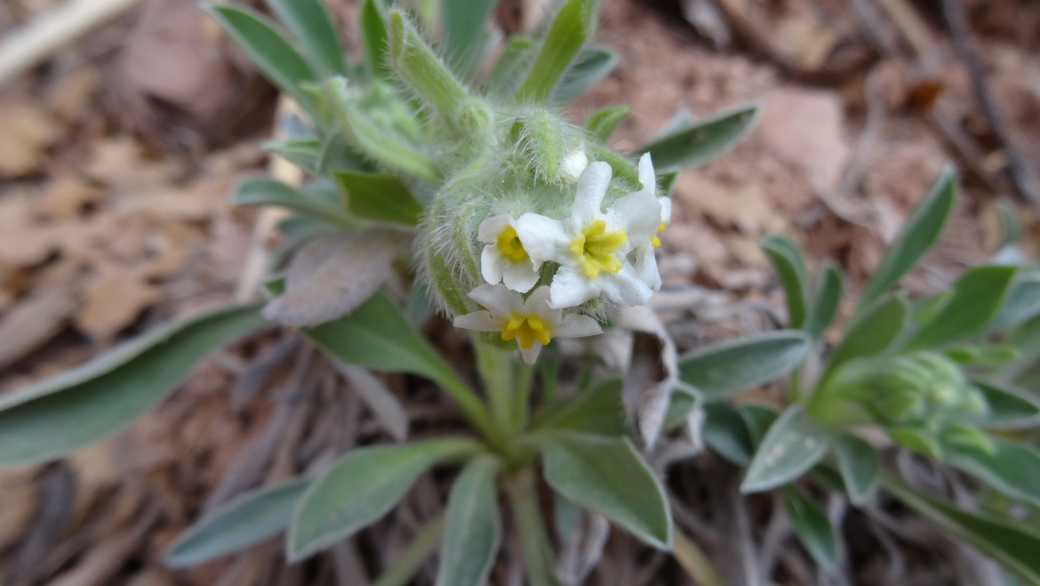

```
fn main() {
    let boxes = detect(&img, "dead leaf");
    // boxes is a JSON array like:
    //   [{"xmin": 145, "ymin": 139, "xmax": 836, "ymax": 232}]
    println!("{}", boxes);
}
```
[
  {"xmin": 0, "ymin": 195, "xmax": 61, "ymax": 267},
  {"xmin": 0, "ymin": 288, "xmax": 79, "ymax": 369},
  {"xmin": 48, "ymin": 66, "xmax": 100, "ymax": 123},
  {"xmin": 556, "ymin": 512, "xmax": 610, "ymax": 586},
  {"xmin": 74, "ymin": 264, "xmax": 160, "ymax": 340},
  {"xmin": 262, "ymin": 230, "xmax": 400, "ymax": 327},
  {"xmin": 677, "ymin": 173, "xmax": 785, "ymax": 236},
  {"xmin": 615, "ymin": 305, "xmax": 679, "ymax": 448},
  {"xmin": 333, "ymin": 362, "xmax": 408, "ymax": 443},
  {"xmin": 0, "ymin": 99, "xmax": 62, "ymax": 177},
  {"xmin": 0, "ymin": 466, "xmax": 40, "ymax": 551},
  {"xmin": 755, "ymin": 87, "xmax": 851, "ymax": 192},
  {"xmin": 38, "ymin": 175, "xmax": 105, "ymax": 219}
]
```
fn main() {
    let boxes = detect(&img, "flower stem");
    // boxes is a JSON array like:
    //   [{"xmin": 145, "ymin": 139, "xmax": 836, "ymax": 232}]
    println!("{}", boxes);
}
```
[{"xmin": 503, "ymin": 467, "xmax": 561, "ymax": 586}]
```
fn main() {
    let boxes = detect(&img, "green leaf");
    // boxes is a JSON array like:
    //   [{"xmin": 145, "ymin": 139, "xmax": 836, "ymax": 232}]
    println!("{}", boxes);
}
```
[
  {"xmin": 663, "ymin": 387, "xmax": 698, "ymax": 431},
  {"xmin": 388, "ymin": 11, "xmax": 476, "ymax": 124},
  {"xmin": 373, "ymin": 513, "xmax": 445, "ymax": 586},
  {"xmin": 760, "ymin": 234, "xmax": 808, "ymax": 328},
  {"xmin": 907, "ymin": 265, "xmax": 1019, "ymax": 350},
  {"xmin": 805, "ymin": 260, "xmax": 843, "ymax": 339},
  {"xmin": 0, "ymin": 305, "xmax": 264, "ymax": 467},
  {"xmin": 636, "ymin": 103, "xmax": 760, "ymax": 169},
  {"xmin": 442, "ymin": 0, "xmax": 500, "ymax": 73},
  {"xmin": 263, "ymin": 0, "xmax": 347, "ymax": 77},
  {"xmin": 360, "ymin": 0, "xmax": 391, "ymax": 78},
  {"xmin": 781, "ymin": 485, "xmax": 838, "ymax": 568},
  {"xmin": 677, "ymin": 330, "xmax": 812, "ymax": 400},
  {"xmin": 232, "ymin": 177, "xmax": 360, "ymax": 229},
  {"xmin": 504, "ymin": 468, "xmax": 562, "ymax": 586},
  {"xmin": 514, "ymin": 0, "xmax": 596, "ymax": 103},
  {"xmin": 485, "ymin": 36, "xmax": 537, "ymax": 95},
  {"xmin": 263, "ymin": 137, "xmax": 322, "ymax": 173},
  {"xmin": 586, "ymin": 105, "xmax": 630, "ymax": 142},
  {"xmin": 973, "ymin": 380, "xmax": 1040, "ymax": 428},
  {"xmin": 945, "ymin": 436, "xmax": 1040, "ymax": 508},
  {"xmin": 288, "ymin": 438, "xmax": 481, "ymax": 560},
  {"xmin": 819, "ymin": 294, "xmax": 908, "ymax": 386},
  {"xmin": 324, "ymin": 77, "xmax": 442, "ymax": 182},
  {"xmin": 830, "ymin": 431, "xmax": 879, "ymax": 505},
  {"xmin": 319, "ymin": 133, "xmax": 369, "ymax": 174},
  {"xmin": 888, "ymin": 427, "xmax": 942, "ymax": 458},
  {"xmin": 204, "ymin": 5, "xmax": 316, "ymax": 119},
  {"xmin": 985, "ymin": 275, "xmax": 1040, "ymax": 333},
  {"xmin": 332, "ymin": 170, "xmax": 423, "ymax": 225},
  {"xmin": 536, "ymin": 378, "xmax": 625, "ymax": 436},
  {"xmin": 305, "ymin": 293, "xmax": 496, "ymax": 443},
  {"xmin": 702, "ymin": 402, "xmax": 754, "ymax": 466},
  {"xmin": 437, "ymin": 456, "xmax": 502, "ymax": 586},
  {"xmin": 741, "ymin": 404, "xmax": 829, "ymax": 493},
  {"xmin": 551, "ymin": 47, "xmax": 618, "ymax": 103},
  {"xmin": 881, "ymin": 472, "xmax": 1040, "ymax": 586},
  {"xmin": 538, "ymin": 431, "xmax": 672, "ymax": 549},
  {"xmin": 858, "ymin": 166, "xmax": 958, "ymax": 311},
  {"xmin": 165, "ymin": 477, "xmax": 311, "ymax": 568},
  {"xmin": 737, "ymin": 404, "xmax": 778, "ymax": 447}
]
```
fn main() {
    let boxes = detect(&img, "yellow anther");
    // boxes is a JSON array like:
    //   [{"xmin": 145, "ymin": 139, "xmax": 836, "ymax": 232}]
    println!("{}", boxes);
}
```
[
  {"xmin": 569, "ymin": 220, "xmax": 626, "ymax": 279},
  {"xmin": 652, "ymin": 220, "xmax": 666, "ymax": 248},
  {"xmin": 501, "ymin": 313, "xmax": 553, "ymax": 348},
  {"xmin": 496, "ymin": 224, "xmax": 528, "ymax": 262}
]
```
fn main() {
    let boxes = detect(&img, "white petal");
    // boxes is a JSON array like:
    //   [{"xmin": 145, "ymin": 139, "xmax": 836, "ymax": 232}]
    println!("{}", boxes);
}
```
[
  {"xmin": 453, "ymin": 311, "xmax": 499, "ymax": 331},
  {"xmin": 634, "ymin": 246, "xmax": 662, "ymax": 291},
  {"xmin": 522, "ymin": 286, "xmax": 553, "ymax": 314},
  {"xmin": 637, "ymin": 153, "xmax": 656, "ymax": 195},
  {"xmin": 555, "ymin": 314, "xmax": 603, "ymax": 338},
  {"xmin": 607, "ymin": 192, "xmax": 661, "ymax": 248},
  {"xmin": 598, "ymin": 262, "xmax": 654, "ymax": 306},
  {"xmin": 467, "ymin": 283, "xmax": 519, "ymax": 316},
  {"xmin": 480, "ymin": 246, "xmax": 504, "ymax": 285},
  {"xmin": 518, "ymin": 341, "xmax": 543, "ymax": 364},
  {"xmin": 477, "ymin": 214, "xmax": 512, "ymax": 243},
  {"xmin": 501, "ymin": 259, "xmax": 540, "ymax": 292},
  {"xmin": 515, "ymin": 213, "xmax": 572, "ymax": 265},
  {"xmin": 571, "ymin": 161, "xmax": 612, "ymax": 226},
  {"xmin": 658, "ymin": 197, "xmax": 672, "ymax": 224},
  {"xmin": 549, "ymin": 265, "xmax": 601, "ymax": 309}
]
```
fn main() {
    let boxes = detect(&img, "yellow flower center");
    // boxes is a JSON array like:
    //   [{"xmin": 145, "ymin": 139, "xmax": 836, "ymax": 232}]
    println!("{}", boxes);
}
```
[
  {"xmin": 652, "ymin": 220, "xmax": 666, "ymax": 248},
  {"xmin": 501, "ymin": 313, "xmax": 553, "ymax": 349},
  {"xmin": 496, "ymin": 224, "xmax": 528, "ymax": 262},
  {"xmin": 569, "ymin": 219, "xmax": 627, "ymax": 278}
]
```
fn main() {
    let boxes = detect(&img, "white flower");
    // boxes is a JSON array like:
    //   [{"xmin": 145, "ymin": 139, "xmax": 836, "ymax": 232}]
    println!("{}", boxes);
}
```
[
  {"xmin": 631, "ymin": 153, "xmax": 669, "ymax": 292},
  {"xmin": 454, "ymin": 284, "xmax": 602, "ymax": 364},
  {"xmin": 477, "ymin": 214, "xmax": 540, "ymax": 293},
  {"xmin": 515, "ymin": 158, "xmax": 662, "ymax": 309},
  {"xmin": 561, "ymin": 149, "xmax": 589, "ymax": 181}
]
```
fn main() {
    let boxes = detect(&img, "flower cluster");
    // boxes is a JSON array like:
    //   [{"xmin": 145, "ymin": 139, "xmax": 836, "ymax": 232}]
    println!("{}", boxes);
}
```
[{"xmin": 453, "ymin": 154, "xmax": 669, "ymax": 363}]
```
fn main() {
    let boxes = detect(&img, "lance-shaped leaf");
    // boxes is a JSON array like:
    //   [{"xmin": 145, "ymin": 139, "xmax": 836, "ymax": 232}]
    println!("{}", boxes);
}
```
[
  {"xmin": 0, "ymin": 305, "xmax": 265, "ymax": 467},
  {"xmin": 944, "ymin": 436, "xmax": 1040, "ymax": 509},
  {"xmin": 738, "ymin": 404, "xmax": 779, "ymax": 447},
  {"xmin": 165, "ymin": 477, "xmax": 311, "ymax": 568},
  {"xmin": 437, "ymin": 456, "xmax": 502, "ymax": 586},
  {"xmin": 263, "ymin": 0, "xmax": 347, "ymax": 77},
  {"xmin": 324, "ymin": 78, "xmax": 442, "ymax": 182},
  {"xmin": 663, "ymin": 387, "xmax": 697, "ymax": 432},
  {"xmin": 263, "ymin": 137, "xmax": 322, "ymax": 173},
  {"xmin": 442, "ymin": 0, "xmax": 501, "ymax": 73},
  {"xmin": 485, "ymin": 36, "xmax": 537, "ymax": 95},
  {"xmin": 830, "ymin": 431, "xmax": 879, "ymax": 505},
  {"xmin": 288, "ymin": 438, "xmax": 481, "ymax": 560},
  {"xmin": 360, "ymin": 0, "xmax": 391, "ymax": 78},
  {"xmin": 782, "ymin": 485, "xmax": 838, "ymax": 568},
  {"xmin": 985, "ymin": 275, "xmax": 1040, "ymax": 333},
  {"xmin": 805, "ymin": 260, "xmax": 843, "ymax": 339},
  {"xmin": 906, "ymin": 265, "xmax": 1018, "ymax": 350},
  {"xmin": 333, "ymin": 170, "xmax": 423, "ymax": 225},
  {"xmin": 536, "ymin": 378, "xmax": 625, "ymax": 437},
  {"xmin": 701, "ymin": 401, "xmax": 754, "ymax": 466},
  {"xmin": 586, "ymin": 105, "xmax": 630, "ymax": 142},
  {"xmin": 881, "ymin": 472, "xmax": 1040, "ymax": 586},
  {"xmin": 741, "ymin": 404, "xmax": 829, "ymax": 493},
  {"xmin": 515, "ymin": 0, "xmax": 597, "ymax": 103},
  {"xmin": 636, "ymin": 103, "xmax": 760, "ymax": 169},
  {"xmin": 232, "ymin": 177, "xmax": 359, "ymax": 229},
  {"xmin": 761, "ymin": 235, "xmax": 809, "ymax": 328},
  {"xmin": 537, "ymin": 431, "xmax": 672, "ymax": 549},
  {"xmin": 305, "ymin": 293, "xmax": 495, "ymax": 442},
  {"xmin": 204, "ymin": 5, "xmax": 317, "ymax": 119},
  {"xmin": 973, "ymin": 379, "xmax": 1040, "ymax": 429},
  {"xmin": 677, "ymin": 330, "xmax": 812, "ymax": 400},
  {"xmin": 818, "ymin": 294, "xmax": 908, "ymax": 386},
  {"xmin": 857, "ymin": 166, "xmax": 958, "ymax": 312},
  {"xmin": 552, "ymin": 47, "xmax": 618, "ymax": 103}
]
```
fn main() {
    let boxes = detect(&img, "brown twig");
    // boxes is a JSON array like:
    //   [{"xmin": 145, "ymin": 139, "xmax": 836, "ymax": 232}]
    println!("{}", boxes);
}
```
[{"xmin": 940, "ymin": 0, "xmax": 1040, "ymax": 216}]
